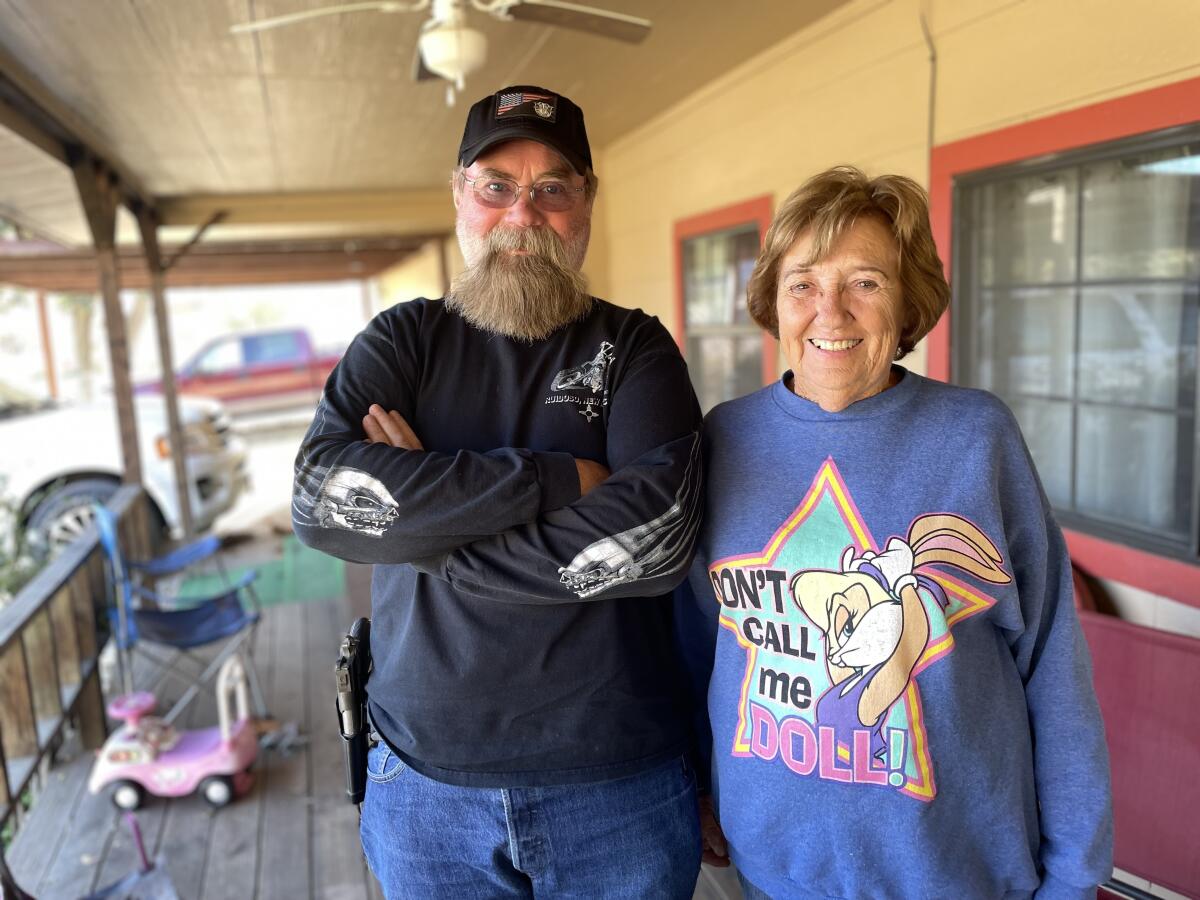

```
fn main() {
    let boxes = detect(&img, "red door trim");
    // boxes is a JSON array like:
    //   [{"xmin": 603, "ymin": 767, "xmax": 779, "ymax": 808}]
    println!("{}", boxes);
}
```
[
  {"xmin": 673, "ymin": 195, "xmax": 777, "ymax": 384},
  {"xmin": 926, "ymin": 75, "xmax": 1200, "ymax": 382}
]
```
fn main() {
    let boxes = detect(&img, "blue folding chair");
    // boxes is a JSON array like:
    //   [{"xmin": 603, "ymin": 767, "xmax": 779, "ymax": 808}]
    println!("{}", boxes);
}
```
[{"xmin": 94, "ymin": 504, "xmax": 268, "ymax": 725}]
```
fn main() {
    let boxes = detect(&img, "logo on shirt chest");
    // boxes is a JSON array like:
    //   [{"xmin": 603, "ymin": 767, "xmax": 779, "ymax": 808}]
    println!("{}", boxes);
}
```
[
  {"xmin": 545, "ymin": 341, "xmax": 614, "ymax": 423},
  {"xmin": 707, "ymin": 458, "xmax": 1011, "ymax": 802}
]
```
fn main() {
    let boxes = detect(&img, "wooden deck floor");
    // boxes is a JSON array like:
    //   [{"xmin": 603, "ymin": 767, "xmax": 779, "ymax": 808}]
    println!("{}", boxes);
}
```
[
  {"xmin": 6, "ymin": 560, "xmax": 742, "ymax": 900},
  {"xmin": 7, "ymin": 590, "xmax": 375, "ymax": 900}
]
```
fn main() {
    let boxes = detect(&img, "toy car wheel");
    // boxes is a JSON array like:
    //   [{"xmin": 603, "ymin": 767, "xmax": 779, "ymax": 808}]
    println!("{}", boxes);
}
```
[
  {"xmin": 110, "ymin": 780, "xmax": 145, "ymax": 811},
  {"xmin": 200, "ymin": 775, "xmax": 235, "ymax": 808}
]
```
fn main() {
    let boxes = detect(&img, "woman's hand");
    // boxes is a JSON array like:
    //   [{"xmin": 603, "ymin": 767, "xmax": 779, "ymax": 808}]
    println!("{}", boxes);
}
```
[{"xmin": 699, "ymin": 795, "xmax": 730, "ymax": 867}]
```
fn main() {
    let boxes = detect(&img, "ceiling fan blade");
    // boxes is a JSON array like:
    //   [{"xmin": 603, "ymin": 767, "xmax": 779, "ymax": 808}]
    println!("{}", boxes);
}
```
[
  {"xmin": 230, "ymin": 1, "xmax": 416, "ymax": 34},
  {"xmin": 500, "ymin": 0, "xmax": 651, "ymax": 44}
]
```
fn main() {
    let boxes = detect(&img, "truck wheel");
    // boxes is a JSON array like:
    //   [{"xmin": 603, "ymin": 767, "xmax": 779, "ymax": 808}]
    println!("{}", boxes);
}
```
[
  {"xmin": 110, "ymin": 780, "xmax": 145, "ymax": 811},
  {"xmin": 25, "ymin": 479, "xmax": 170, "ymax": 560},
  {"xmin": 25, "ymin": 478, "xmax": 119, "ymax": 560},
  {"xmin": 199, "ymin": 775, "xmax": 234, "ymax": 808}
]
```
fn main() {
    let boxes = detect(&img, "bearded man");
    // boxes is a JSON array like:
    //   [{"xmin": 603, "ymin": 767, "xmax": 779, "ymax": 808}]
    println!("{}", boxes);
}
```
[{"xmin": 293, "ymin": 86, "xmax": 704, "ymax": 898}]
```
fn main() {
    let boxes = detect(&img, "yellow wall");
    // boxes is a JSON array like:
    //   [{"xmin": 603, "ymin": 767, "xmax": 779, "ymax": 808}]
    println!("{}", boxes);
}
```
[
  {"xmin": 596, "ymin": 0, "xmax": 1200, "ymax": 377},
  {"xmin": 375, "ymin": 235, "xmax": 462, "ymax": 311},
  {"xmin": 583, "ymin": 188, "xmax": 611, "ymax": 302}
]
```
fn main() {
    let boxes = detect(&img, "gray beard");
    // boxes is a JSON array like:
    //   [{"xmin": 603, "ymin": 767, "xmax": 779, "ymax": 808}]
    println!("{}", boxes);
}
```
[{"xmin": 448, "ymin": 227, "xmax": 592, "ymax": 342}]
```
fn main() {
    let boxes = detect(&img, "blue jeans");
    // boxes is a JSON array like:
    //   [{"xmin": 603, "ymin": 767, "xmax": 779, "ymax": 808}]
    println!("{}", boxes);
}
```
[{"xmin": 360, "ymin": 743, "xmax": 701, "ymax": 899}]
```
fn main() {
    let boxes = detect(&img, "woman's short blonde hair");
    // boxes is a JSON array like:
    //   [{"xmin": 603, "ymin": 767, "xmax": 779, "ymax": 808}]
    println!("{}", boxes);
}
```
[{"xmin": 746, "ymin": 166, "xmax": 949, "ymax": 359}]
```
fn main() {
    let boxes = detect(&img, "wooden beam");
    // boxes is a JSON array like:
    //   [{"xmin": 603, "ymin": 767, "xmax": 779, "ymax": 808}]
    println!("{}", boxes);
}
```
[
  {"xmin": 48, "ymin": 587, "xmax": 80, "ymax": 692},
  {"xmin": 135, "ymin": 204, "xmax": 194, "ymax": 537},
  {"xmin": 0, "ymin": 262, "xmax": 411, "ymax": 291},
  {"xmin": 162, "ymin": 210, "xmax": 227, "ymax": 272},
  {"xmin": 0, "ymin": 92, "xmax": 67, "ymax": 163},
  {"xmin": 23, "ymin": 610, "xmax": 63, "ymax": 725},
  {"xmin": 35, "ymin": 291, "xmax": 57, "ymax": 399},
  {"xmin": 0, "ymin": 44, "xmax": 150, "ymax": 208},
  {"xmin": 71, "ymin": 153, "xmax": 142, "ymax": 485},
  {"xmin": 0, "ymin": 240, "xmax": 430, "ymax": 292},
  {"xmin": 76, "ymin": 671, "xmax": 108, "ymax": 750},
  {"xmin": 69, "ymin": 153, "xmax": 118, "ymax": 249},
  {"xmin": 0, "ymin": 642, "xmax": 37, "ymax": 759},
  {"xmin": 156, "ymin": 189, "xmax": 454, "ymax": 232},
  {"xmin": 96, "ymin": 248, "xmax": 141, "ymax": 485}
]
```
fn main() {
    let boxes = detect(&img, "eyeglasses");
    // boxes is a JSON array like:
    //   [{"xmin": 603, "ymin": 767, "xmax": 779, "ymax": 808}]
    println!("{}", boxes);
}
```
[{"xmin": 460, "ymin": 173, "xmax": 587, "ymax": 213}]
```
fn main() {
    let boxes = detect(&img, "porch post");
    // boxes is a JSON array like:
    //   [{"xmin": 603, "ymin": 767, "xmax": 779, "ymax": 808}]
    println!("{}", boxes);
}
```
[
  {"xmin": 70, "ymin": 152, "xmax": 142, "ymax": 484},
  {"xmin": 135, "ymin": 204, "xmax": 194, "ymax": 537},
  {"xmin": 35, "ymin": 290, "xmax": 58, "ymax": 400}
]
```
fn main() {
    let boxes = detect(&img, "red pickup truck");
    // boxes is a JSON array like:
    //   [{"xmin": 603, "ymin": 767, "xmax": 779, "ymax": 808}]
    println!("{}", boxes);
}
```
[{"xmin": 138, "ymin": 328, "xmax": 344, "ymax": 415}]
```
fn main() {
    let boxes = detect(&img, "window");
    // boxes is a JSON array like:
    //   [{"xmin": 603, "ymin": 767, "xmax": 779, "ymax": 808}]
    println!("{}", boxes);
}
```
[
  {"xmin": 682, "ymin": 225, "xmax": 763, "ymax": 411},
  {"xmin": 194, "ymin": 337, "xmax": 242, "ymax": 375},
  {"xmin": 244, "ymin": 331, "xmax": 303, "ymax": 367},
  {"xmin": 675, "ymin": 197, "xmax": 774, "ymax": 413},
  {"xmin": 953, "ymin": 131, "xmax": 1200, "ymax": 558}
]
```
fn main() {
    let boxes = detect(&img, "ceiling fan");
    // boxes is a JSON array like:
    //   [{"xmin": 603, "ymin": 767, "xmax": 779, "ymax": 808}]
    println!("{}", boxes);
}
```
[{"xmin": 230, "ymin": 0, "xmax": 652, "ymax": 105}]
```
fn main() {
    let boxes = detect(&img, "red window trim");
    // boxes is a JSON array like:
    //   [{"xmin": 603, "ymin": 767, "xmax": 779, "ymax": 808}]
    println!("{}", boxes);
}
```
[
  {"xmin": 673, "ymin": 195, "xmax": 777, "ymax": 386},
  {"xmin": 926, "ymin": 75, "xmax": 1200, "ymax": 608}
]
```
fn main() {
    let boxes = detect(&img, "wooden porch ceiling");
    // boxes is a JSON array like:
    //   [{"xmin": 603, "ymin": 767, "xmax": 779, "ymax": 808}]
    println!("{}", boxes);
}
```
[
  {"xmin": 0, "ymin": 0, "xmax": 850, "ymax": 248},
  {"xmin": 0, "ymin": 234, "xmax": 430, "ymax": 291}
]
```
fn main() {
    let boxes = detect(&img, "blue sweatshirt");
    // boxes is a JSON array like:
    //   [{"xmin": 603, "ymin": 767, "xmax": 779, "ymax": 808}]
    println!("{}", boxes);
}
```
[
  {"xmin": 678, "ymin": 368, "xmax": 1112, "ymax": 899},
  {"xmin": 294, "ymin": 298, "xmax": 702, "ymax": 786}
]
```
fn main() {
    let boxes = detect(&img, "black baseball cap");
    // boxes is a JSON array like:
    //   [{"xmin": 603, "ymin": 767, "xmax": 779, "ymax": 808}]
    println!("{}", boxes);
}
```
[{"xmin": 458, "ymin": 85, "xmax": 593, "ymax": 175}]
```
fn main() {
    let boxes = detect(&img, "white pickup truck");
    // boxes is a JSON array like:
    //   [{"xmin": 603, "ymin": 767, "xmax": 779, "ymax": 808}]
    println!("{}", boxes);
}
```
[{"xmin": 1, "ymin": 388, "xmax": 249, "ymax": 556}]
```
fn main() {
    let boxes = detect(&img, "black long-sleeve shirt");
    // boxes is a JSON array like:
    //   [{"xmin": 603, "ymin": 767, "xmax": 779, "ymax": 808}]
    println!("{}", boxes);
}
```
[{"xmin": 293, "ymin": 298, "xmax": 703, "ymax": 786}]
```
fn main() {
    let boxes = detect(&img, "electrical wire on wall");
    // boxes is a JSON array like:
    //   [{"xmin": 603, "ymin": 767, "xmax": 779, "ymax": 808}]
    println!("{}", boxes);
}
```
[{"xmin": 919, "ymin": 7, "xmax": 938, "ymax": 188}]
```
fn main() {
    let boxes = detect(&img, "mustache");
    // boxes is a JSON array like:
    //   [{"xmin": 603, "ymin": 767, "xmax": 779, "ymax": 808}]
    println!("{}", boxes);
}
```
[{"xmin": 482, "ymin": 226, "xmax": 573, "ymax": 263}]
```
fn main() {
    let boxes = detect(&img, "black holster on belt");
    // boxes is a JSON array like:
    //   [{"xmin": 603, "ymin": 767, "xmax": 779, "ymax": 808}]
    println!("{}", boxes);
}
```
[{"xmin": 335, "ymin": 617, "xmax": 372, "ymax": 804}]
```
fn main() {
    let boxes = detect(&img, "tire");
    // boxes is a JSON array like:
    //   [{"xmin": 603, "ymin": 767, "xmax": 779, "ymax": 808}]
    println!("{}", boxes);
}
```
[
  {"xmin": 25, "ymin": 477, "xmax": 171, "ymax": 560},
  {"xmin": 145, "ymin": 501, "xmax": 171, "ymax": 557},
  {"xmin": 199, "ymin": 775, "xmax": 235, "ymax": 808},
  {"xmin": 110, "ymin": 780, "xmax": 145, "ymax": 811},
  {"xmin": 25, "ymin": 477, "xmax": 120, "ymax": 560}
]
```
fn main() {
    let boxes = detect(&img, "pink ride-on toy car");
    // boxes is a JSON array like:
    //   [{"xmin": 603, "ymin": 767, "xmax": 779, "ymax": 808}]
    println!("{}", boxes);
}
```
[{"xmin": 89, "ymin": 654, "xmax": 258, "ymax": 810}]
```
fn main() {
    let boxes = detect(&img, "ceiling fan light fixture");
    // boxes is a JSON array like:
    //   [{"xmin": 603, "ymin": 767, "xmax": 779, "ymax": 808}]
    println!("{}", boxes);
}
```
[{"xmin": 418, "ymin": 20, "xmax": 487, "ymax": 88}]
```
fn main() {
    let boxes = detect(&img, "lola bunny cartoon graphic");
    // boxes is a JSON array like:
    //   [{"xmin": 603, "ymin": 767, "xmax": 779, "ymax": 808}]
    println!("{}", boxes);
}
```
[{"xmin": 790, "ymin": 514, "xmax": 1011, "ymax": 762}]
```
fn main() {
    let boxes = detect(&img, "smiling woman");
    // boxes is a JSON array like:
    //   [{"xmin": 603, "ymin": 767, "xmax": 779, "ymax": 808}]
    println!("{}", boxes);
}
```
[
  {"xmin": 774, "ymin": 216, "xmax": 904, "ymax": 412},
  {"xmin": 744, "ymin": 166, "xmax": 949, "ymax": 410},
  {"xmin": 678, "ymin": 166, "xmax": 1114, "ymax": 899}
]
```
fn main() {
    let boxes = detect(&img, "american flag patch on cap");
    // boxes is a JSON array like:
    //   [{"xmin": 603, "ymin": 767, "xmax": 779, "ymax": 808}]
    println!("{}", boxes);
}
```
[{"xmin": 495, "ymin": 90, "xmax": 557, "ymax": 121}]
